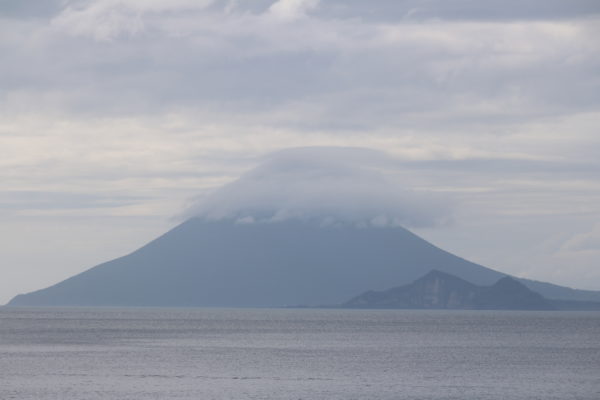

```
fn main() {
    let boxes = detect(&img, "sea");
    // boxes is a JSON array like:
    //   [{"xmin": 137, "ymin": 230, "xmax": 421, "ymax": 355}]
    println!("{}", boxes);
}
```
[{"xmin": 0, "ymin": 307, "xmax": 598, "ymax": 400}]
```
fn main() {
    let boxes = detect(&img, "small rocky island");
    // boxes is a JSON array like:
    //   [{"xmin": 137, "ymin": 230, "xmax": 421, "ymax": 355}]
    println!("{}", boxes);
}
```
[{"xmin": 344, "ymin": 270, "xmax": 556, "ymax": 310}]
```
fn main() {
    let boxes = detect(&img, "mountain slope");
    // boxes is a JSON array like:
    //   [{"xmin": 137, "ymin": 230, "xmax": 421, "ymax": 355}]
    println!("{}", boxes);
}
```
[
  {"xmin": 343, "ymin": 270, "xmax": 555, "ymax": 310},
  {"xmin": 7, "ymin": 218, "xmax": 600, "ymax": 307}
]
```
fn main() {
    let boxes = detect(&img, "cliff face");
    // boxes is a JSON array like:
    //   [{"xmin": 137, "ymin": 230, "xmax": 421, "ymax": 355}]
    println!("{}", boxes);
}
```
[
  {"xmin": 344, "ymin": 270, "xmax": 556, "ymax": 310},
  {"xmin": 346, "ymin": 270, "xmax": 479, "ymax": 309}
]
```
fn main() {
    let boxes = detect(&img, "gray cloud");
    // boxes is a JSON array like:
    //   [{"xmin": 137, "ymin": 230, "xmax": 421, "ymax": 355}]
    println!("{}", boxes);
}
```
[
  {"xmin": 2, "ymin": 0, "xmax": 598, "ymax": 132},
  {"xmin": 314, "ymin": 0, "xmax": 600, "ymax": 22},
  {"xmin": 395, "ymin": 158, "xmax": 600, "ymax": 177},
  {"xmin": 0, "ymin": 191, "xmax": 149, "ymax": 211},
  {"xmin": 187, "ymin": 147, "xmax": 453, "ymax": 228},
  {"xmin": 0, "ymin": 0, "xmax": 66, "ymax": 19}
]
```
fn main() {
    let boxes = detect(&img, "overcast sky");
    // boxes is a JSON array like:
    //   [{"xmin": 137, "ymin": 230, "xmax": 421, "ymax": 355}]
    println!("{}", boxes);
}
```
[{"xmin": 1, "ymin": 0, "xmax": 600, "ymax": 304}]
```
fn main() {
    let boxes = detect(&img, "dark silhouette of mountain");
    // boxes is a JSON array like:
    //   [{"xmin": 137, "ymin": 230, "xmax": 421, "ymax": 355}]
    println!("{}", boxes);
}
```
[
  {"xmin": 343, "ymin": 270, "xmax": 555, "ymax": 310},
  {"xmin": 7, "ymin": 218, "xmax": 600, "ymax": 307}
]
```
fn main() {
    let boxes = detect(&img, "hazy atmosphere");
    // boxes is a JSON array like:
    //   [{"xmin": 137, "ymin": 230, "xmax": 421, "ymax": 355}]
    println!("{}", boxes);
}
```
[{"xmin": 2, "ymin": 0, "xmax": 600, "ymax": 304}]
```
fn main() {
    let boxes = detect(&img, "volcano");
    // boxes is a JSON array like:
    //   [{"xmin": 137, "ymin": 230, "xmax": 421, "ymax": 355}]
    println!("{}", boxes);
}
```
[{"xmin": 7, "ymin": 218, "xmax": 600, "ymax": 307}]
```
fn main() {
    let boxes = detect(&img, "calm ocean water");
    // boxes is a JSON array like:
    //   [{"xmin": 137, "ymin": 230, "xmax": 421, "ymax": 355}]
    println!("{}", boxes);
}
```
[{"xmin": 0, "ymin": 308, "xmax": 598, "ymax": 400}]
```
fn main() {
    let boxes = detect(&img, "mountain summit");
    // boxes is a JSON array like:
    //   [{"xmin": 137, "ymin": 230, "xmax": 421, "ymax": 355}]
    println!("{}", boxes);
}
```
[{"xmin": 7, "ymin": 218, "xmax": 600, "ymax": 307}]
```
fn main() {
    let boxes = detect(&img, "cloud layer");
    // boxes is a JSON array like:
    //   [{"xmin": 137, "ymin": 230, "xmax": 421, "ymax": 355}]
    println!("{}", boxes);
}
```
[
  {"xmin": 2, "ymin": 0, "xmax": 599, "ymax": 127},
  {"xmin": 188, "ymin": 147, "xmax": 452, "ymax": 228}
]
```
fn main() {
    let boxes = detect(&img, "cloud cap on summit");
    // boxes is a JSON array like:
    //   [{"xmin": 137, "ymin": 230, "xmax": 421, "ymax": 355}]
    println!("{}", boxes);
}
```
[{"xmin": 188, "ymin": 147, "xmax": 453, "ymax": 228}]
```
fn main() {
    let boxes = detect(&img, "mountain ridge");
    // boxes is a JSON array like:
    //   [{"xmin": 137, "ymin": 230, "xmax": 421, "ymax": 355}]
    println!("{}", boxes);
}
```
[{"xmin": 343, "ymin": 270, "xmax": 556, "ymax": 310}]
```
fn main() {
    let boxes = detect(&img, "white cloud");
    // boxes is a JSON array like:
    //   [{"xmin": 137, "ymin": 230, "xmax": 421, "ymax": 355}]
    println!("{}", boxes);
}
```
[
  {"xmin": 187, "ymin": 147, "xmax": 453, "ymax": 228},
  {"xmin": 562, "ymin": 223, "xmax": 600, "ymax": 252},
  {"xmin": 268, "ymin": 0, "xmax": 320, "ymax": 21},
  {"xmin": 51, "ymin": 0, "xmax": 215, "ymax": 41}
]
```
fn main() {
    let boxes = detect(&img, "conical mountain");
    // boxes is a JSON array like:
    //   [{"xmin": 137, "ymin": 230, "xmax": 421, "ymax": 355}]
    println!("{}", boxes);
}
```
[{"xmin": 7, "ymin": 218, "xmax": 600, "ymax": 307}]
